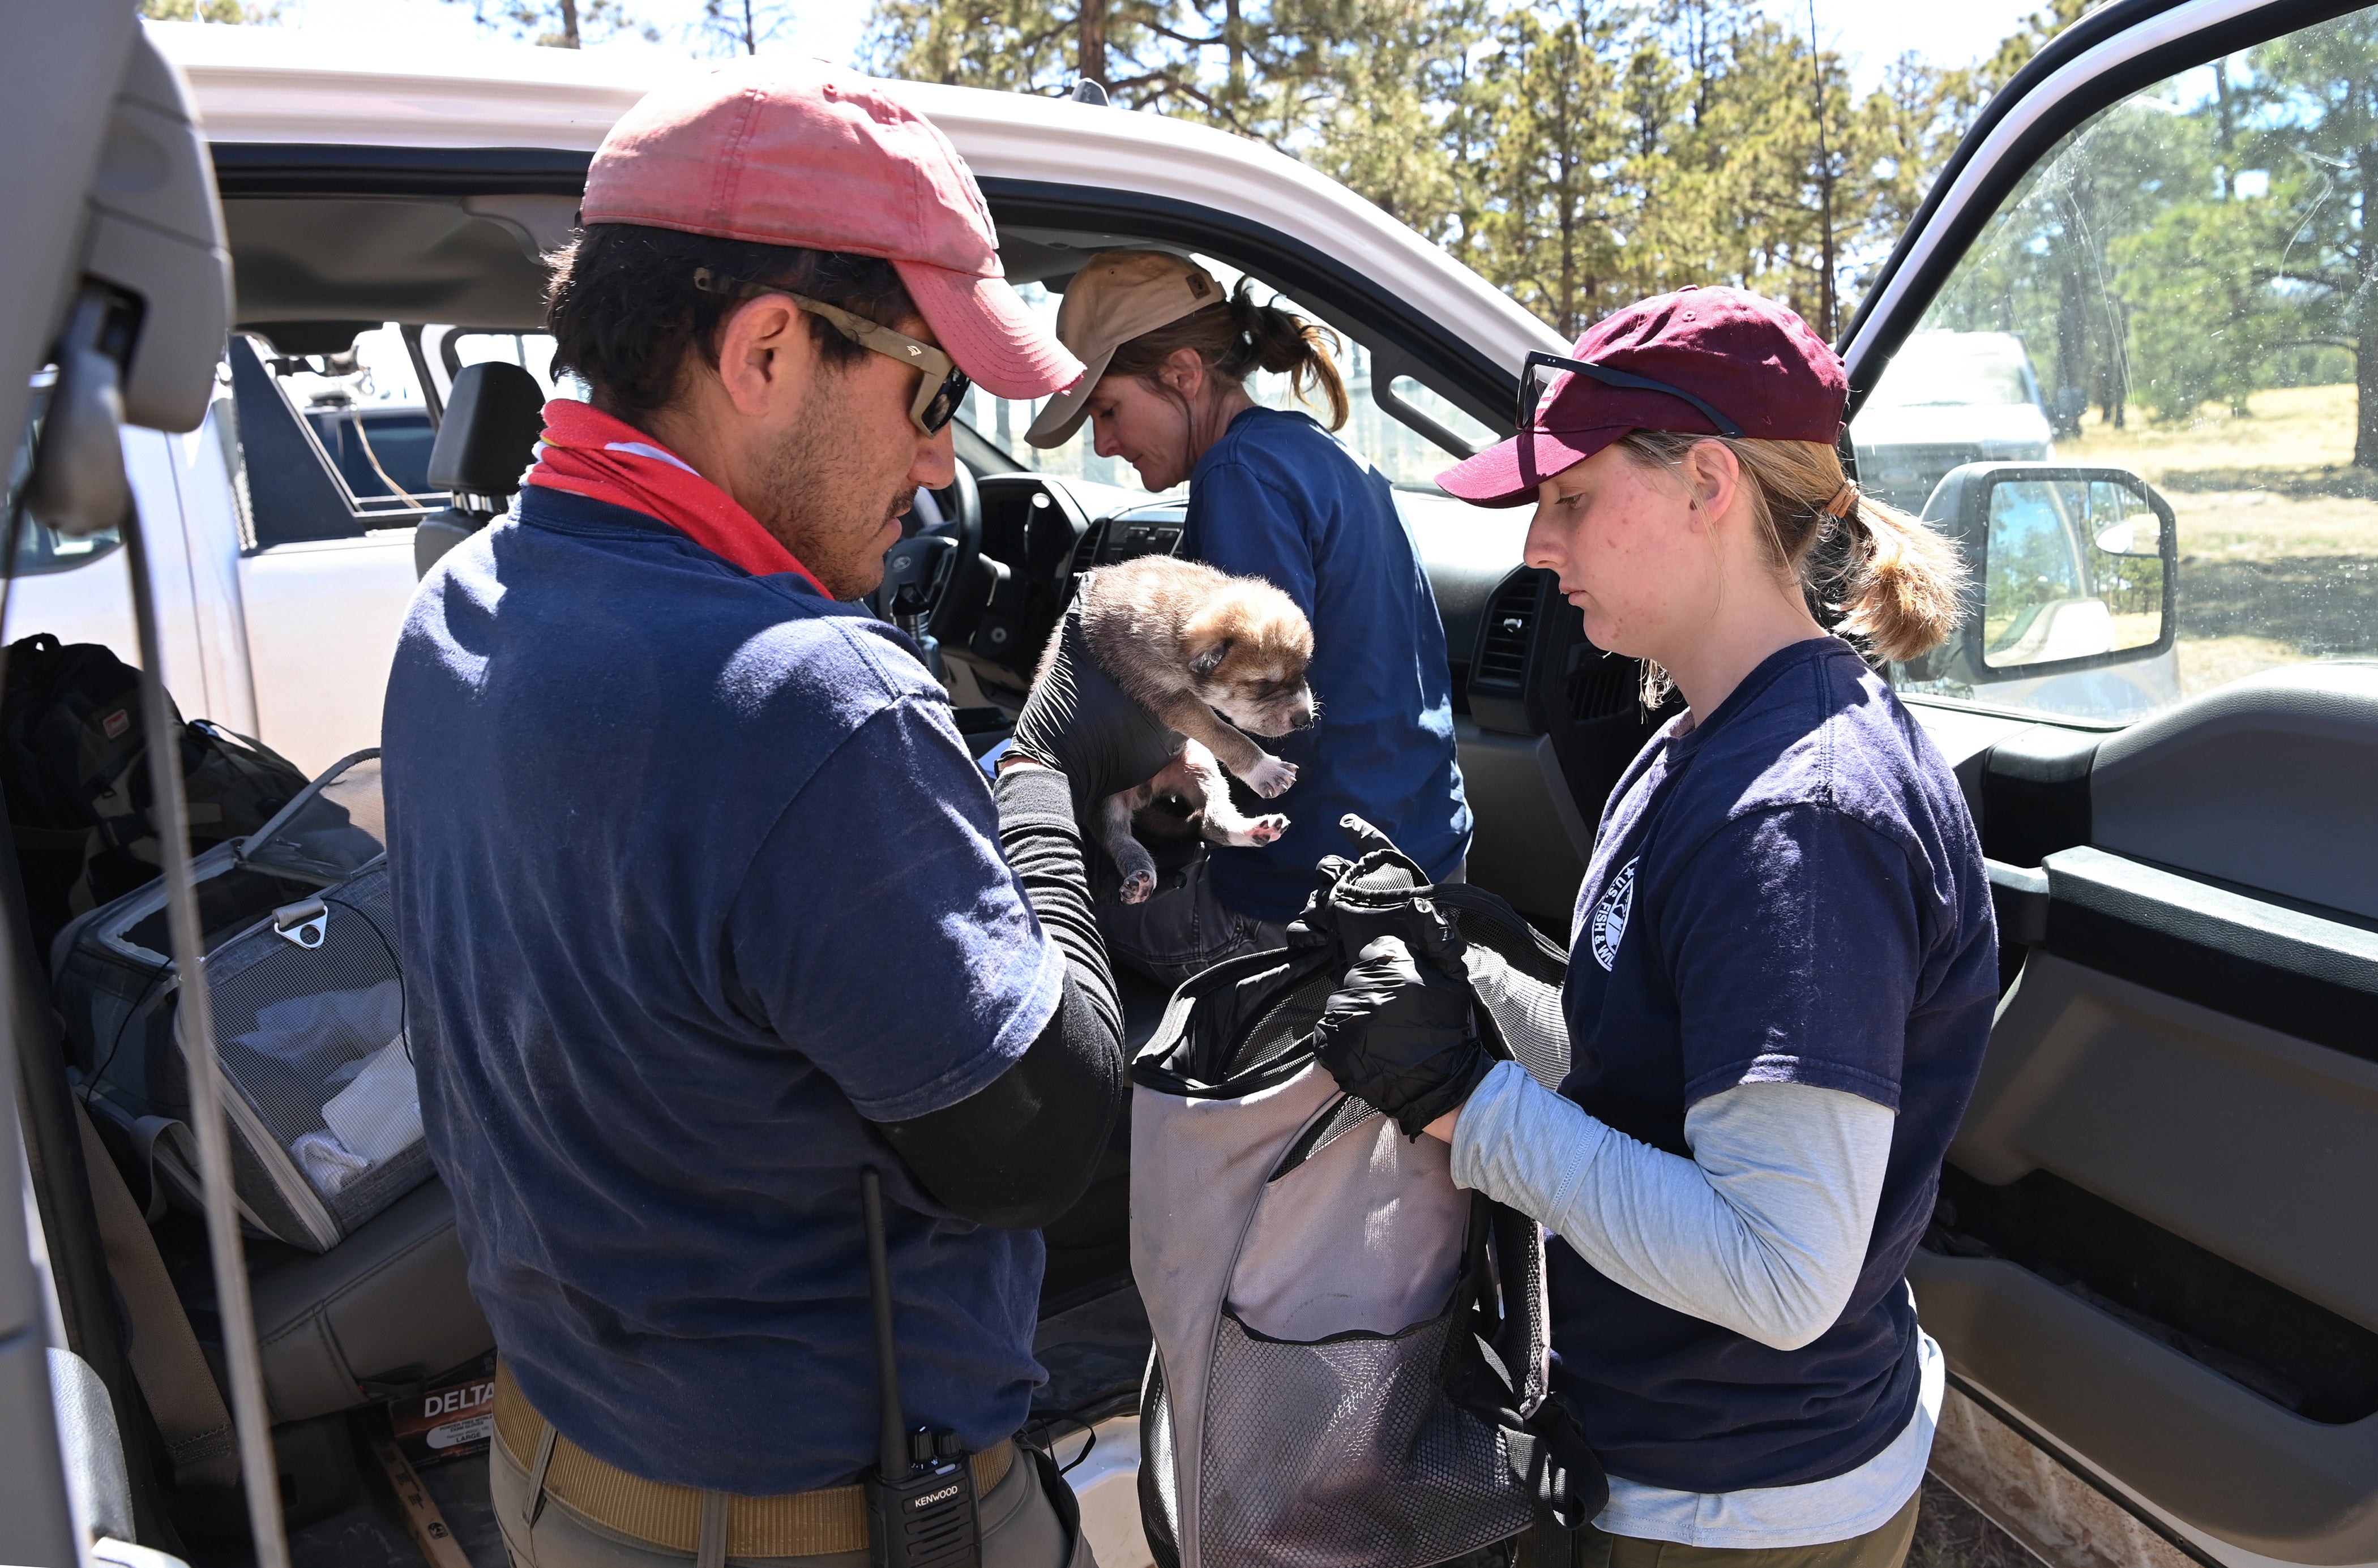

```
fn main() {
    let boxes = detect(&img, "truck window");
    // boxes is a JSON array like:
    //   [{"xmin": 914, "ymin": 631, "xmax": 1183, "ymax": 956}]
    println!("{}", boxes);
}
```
[
  {"xmin": 1859, "ymin": 11, "xmax": 2378, "ymax": 725},
  {"xmin": 234, "ymin": 324, "xmax": 562, "ymax": 547},
  {"xmin": 952, "ymin": 264, "xmax": 1492, "ymax": 493}
]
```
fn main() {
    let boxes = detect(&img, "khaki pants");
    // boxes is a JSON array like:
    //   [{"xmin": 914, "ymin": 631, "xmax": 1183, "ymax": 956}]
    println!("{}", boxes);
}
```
[
  {"xmin": 491, "ymin": 1429, "xmax": 1092, "ymax": 1568},
  {"xmin": 1529, "ymin": 1486, "xmax": 1922, "ymax": 1568}
]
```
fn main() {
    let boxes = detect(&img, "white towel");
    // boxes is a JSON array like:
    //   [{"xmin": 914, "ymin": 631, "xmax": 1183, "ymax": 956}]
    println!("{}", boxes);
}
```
[
  {"xmin": 320, "ymin": 1034, "xmax": 423, "ymax": 1166},
  {"xmin": 293, "ymin": 1129, "xmax": 370, "ymax": 1196}
]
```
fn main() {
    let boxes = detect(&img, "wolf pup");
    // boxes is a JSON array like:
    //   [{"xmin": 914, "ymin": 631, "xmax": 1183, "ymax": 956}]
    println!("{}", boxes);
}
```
[{"xmin": 1055, "ymin": 556, "xmax": 1317, "ymax": 903}]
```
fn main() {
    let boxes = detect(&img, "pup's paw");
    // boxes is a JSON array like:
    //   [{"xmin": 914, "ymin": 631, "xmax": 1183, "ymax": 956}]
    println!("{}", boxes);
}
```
[
  {"xmin": 1212, "ymin": 812, "xmax": 1289, "ymax": 848},
  {"xmin": 1242, "ymin": 755, "xmax": 1298, "ymax": 798},
  {"xmin": 1120, "ymin": 868, "xmax": 1157, "ymax": 904}
]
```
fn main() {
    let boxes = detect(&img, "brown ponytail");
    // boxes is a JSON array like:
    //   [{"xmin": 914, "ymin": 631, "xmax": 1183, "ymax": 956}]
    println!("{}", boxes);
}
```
[
  {"xmin": 1617, "ymin": 431, "xmax": 1968, "ymax": 664},
  {"xmin": 1105, "ymin": 279, "xmax": 1351, "ymax": 431}
]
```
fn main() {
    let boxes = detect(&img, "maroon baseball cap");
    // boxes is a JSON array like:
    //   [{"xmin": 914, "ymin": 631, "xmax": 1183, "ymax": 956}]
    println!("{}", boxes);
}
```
[
  {"xmin": 583, "ymin": 59, "xmax": 1081, "ymax": 400},
  {"xmin": 1438, "ymin": 286, "xmax": 1846, "ymax": 508}
]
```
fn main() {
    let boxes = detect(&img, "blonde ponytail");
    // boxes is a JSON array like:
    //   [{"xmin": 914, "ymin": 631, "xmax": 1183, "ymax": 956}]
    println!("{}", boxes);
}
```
[{"xmin": 1618, "ymin": 431, "xmax": 1968, "ymax": 663}]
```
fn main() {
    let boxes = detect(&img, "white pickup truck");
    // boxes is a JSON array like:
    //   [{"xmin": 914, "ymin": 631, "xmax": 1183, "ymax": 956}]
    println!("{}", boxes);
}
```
[{"xmin": 10, "ymin": 8, "xmax": 2378, "ymax": 1568}]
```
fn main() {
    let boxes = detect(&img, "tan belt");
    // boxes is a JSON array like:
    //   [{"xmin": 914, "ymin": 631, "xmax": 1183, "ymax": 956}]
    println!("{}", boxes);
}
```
[{"xmin": 492, "ymin": 1361, "xmax": 1015, "ymax": 1559}]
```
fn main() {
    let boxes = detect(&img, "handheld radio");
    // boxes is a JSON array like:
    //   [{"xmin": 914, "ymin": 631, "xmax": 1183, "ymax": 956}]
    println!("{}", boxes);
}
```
[{"xmin": 862, "ymin": 1168, "xmax": 983, "ymax": 1568}]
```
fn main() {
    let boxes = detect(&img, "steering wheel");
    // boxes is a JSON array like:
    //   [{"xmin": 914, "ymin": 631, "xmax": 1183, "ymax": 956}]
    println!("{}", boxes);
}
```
[{"xmin": 878, "ymin": 462, "xmax": 981, "ymax": 639}]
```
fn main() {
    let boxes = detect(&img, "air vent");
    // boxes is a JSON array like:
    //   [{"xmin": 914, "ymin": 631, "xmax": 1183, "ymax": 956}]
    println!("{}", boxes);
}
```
[
  {"xmin": 1568, "ymin": 648, "xmax": 1639, "ymax": 723},
  {"xmin": 1070, "ymin": 518, "xmax": 1106, "ymax": 575},
  {"xmin": 1473, "ymin": 578, "xmax": 1537, "ymax": 689}
]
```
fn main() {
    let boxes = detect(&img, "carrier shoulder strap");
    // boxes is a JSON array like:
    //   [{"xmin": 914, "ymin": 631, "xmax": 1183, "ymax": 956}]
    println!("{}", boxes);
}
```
[
  {"xmin": 1482, "ymin": 1198, "xmax": 1605, "ymax": 1561},
  {"xmin": 72, "ymin": 1097, "xmax": 239, "ymax": 1490}
]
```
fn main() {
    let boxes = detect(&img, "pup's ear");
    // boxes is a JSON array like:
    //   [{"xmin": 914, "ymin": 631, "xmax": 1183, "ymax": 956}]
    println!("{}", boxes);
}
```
[{"xmin": 1190, "ymin": 639, "xmax": 1233, "ymax": 679}]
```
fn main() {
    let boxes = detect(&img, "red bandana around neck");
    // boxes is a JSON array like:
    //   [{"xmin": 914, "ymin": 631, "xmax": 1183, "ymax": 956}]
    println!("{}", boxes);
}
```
[{"xmin": 522, "ymin": 400, "xmax": 829, "ymax": 596}]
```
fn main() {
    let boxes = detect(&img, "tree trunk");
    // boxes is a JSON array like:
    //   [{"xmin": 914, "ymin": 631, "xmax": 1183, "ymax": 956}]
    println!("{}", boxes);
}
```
[
  {"xmin": 2053, "ymin": 247, "xmax": 2087, "ymax": 437},
  {"xmin": 2357, "ymin": 324, "xmax": 2378, "ymax": 469},
  {"xmin": 1814, "ymin": 161, "xmax": 1836, "ymax": 340},
  {"xmin": 2108, "ymin": 302, "xmax": 2129, "ymax": 430},
  {"xmin": 2358, "ymin": 141, "xmax": 2378, "ymax": 468},
  {"xmin": 741, "ymin": 0, "xmax": 756, "ymax": 53},
  {"xmin": 1226, "ymin": 0, "xmax": 1244, "ymax": 103},
  {"xmin": 1079, "ymin": 1, "xmax": 1106, "ymax": 89},
  {"xmin": 557, "ymin": 0, "xmax": 580, "ymax": 48}
]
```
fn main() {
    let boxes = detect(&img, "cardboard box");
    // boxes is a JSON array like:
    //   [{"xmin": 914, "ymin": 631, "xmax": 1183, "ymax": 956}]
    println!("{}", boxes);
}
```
[{"xmin": 389, "ymin": 1352, "xmax": 497, "ymax": 1470}]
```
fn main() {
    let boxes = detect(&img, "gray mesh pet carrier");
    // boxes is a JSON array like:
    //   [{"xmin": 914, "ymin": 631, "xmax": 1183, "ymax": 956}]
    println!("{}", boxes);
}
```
[
  {"xmin": 1131, "ymin": 850, "xmax": 1604, "ymax": 1568},
  {"xmin": 57, "ymin": 750, "xmax": 419, "ymax": 1252}
]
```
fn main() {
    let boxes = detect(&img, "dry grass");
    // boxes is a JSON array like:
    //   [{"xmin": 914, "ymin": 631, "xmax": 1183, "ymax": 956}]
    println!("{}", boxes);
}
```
[
  {"xmin": 2060, "ymin": 384, "xmax": 2378, "ymax": 562},
  {"xmin": 2052, "ymin": 385, "xmax": 2378, "ymax": 679},
  {"xmin": 2175, "ymin": 634, "xmax": 2307, "ymax": 697},
  {"xmin": 2063, "ymin": 383, "xmax": 2360, "ymax": 479}
]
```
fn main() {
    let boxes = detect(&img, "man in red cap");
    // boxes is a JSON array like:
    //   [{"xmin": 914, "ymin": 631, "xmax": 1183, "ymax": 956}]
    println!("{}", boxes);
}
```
[{"xmin": 383, "ymin": 59, "xmax": 1127, "ymax": 1568}]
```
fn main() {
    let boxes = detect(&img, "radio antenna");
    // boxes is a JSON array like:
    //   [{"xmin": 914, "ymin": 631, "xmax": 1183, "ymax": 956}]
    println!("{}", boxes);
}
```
[
  {"xmin": 1809, "ymin": 0, "xmax": 1838, "ymax": 340},
  {"xmin": 862, "ymin": 1168, "xmax": 908, "ymax": 1483}
]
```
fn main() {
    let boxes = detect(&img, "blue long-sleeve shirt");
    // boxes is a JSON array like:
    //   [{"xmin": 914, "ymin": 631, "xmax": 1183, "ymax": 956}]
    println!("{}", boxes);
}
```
[{"xmin": 1181, "ymin": 407, "xmax": 1471, "ymax": 920}]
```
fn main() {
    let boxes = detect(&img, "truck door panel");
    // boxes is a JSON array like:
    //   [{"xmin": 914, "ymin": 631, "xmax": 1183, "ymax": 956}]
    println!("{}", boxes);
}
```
[
  {"xmin": 1849, "ymin": 5, "xmax": 2378, "ymax": 1560},
  {"xmin": 1910, "ymin": 669, "xmax": 2378, "ymax": 1562}
]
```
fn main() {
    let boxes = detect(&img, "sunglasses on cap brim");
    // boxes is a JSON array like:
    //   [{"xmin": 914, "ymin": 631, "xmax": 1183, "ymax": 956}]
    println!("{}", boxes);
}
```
[
  {"xmin": 1518, "ymin": 350, "xmax": 1743, "ymax": 440},
  {"xmin": 693, "ymin": 269, "xmax": 972, "ymax": 435}
]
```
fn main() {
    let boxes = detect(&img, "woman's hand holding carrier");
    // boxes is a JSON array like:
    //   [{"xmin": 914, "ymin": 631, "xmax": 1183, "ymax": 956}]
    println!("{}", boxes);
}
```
[
  {"xmin": 1314, "ymin": 931, "xmax": 1494, "ymax": 1138},
  {"xmin": 1305, "ymin": 824, "xmax": 1496, "ymax": 1138}
]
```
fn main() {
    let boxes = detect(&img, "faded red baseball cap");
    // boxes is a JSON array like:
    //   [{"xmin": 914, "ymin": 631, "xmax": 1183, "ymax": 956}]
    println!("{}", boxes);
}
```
[
  {"xmin": 1438, "ymin": 286, "xmax": 1846, "ymax": 508},
  {"xmin": 582, "ymin": 59, "xmax": 1082, "ymax": 400}
]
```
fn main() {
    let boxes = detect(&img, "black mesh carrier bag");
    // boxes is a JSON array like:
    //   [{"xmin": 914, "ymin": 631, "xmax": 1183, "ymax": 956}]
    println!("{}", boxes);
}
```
[
  {"xmin": 1130, "ymin": 824, "xmax": 1605, "ymax": 1568},
  {"xmin": 56, "ymin": 750, "xmax": 420, "ymax": 1252}
]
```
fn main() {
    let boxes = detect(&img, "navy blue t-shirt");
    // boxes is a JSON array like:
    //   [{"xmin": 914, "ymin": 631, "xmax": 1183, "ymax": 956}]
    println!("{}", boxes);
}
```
[
  {"xmin": 1552, "ymin": 639, "xmax": 1996, "ymax": 1492},
  {"xmin": 1182, "ymin": 407, "xmax": 1470, "ymax": 920},
  {"xmin": 382, "ymin": 486, "xmax": 1064, "ymax": 1495}
]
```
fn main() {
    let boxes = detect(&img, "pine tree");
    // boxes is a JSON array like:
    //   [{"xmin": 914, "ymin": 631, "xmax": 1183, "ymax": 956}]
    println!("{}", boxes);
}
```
[
  {"xmin": 858, "ymin": 0, "xmax": 2075, "ymax": 342},
  {"xmin": 442, "ymin": 0, "xmax": 656, "ymax": 49}
]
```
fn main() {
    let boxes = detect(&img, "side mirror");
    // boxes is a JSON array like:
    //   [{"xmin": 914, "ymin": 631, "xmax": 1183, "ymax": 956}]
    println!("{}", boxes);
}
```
[{"xmin": 1922, "ymin": 463, "xmax": 2176, "ymax": 682}]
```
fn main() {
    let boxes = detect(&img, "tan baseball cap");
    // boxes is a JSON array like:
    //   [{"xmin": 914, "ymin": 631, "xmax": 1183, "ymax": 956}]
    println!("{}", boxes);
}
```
[{"xmin": 1025, "ymin": 251, "xmax": 1223, "ymax": 447}]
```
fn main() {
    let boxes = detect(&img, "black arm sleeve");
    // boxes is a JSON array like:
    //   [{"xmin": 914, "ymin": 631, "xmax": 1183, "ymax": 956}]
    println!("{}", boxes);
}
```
[{"xmin": 879, "ymin": 763, "xmax": 1126, "ymax": 1228}]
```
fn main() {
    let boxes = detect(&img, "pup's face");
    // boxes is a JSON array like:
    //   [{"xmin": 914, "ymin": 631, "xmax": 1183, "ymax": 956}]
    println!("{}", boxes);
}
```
[{"xmin": 1186, "ymin": 584, "xmax": 1316, "ymax": 738}]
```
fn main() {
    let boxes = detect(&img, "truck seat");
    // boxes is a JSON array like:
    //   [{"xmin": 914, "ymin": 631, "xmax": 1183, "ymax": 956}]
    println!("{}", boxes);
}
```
[
  {"xmin": 250, "ymin": 1176, "xmax": 492, "ymax": 1424},
  {"xmin": 413, "ymin": 358, "xmax": 546, "ymax": 578}
]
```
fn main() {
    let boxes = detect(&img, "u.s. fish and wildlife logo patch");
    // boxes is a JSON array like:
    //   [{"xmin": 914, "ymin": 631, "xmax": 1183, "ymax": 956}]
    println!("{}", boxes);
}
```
[{"xmin": 1590, "ymin": 856, "xmax": 1638, "ymax": 970}]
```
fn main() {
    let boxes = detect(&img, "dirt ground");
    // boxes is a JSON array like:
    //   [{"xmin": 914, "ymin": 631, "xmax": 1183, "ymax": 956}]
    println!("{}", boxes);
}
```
[
  {"xmin": 2060, "ymin": 385, "xmax": 2378, "ymax": 697},
  {"xmin": 1910, "ymin": 1478, "xmax": 2042, "ymax": 1568}
]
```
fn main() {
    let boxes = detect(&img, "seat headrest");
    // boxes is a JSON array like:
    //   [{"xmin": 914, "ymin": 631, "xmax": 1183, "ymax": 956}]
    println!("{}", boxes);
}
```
[{"xmin": 427, "ymin": 361, "xmax": 546, "ymax": 497}]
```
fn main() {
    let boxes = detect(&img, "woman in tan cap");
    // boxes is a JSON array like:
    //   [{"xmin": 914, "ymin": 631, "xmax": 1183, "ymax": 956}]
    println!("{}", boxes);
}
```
[{"xmin": 1027, "ymin": 251, "xmax": 1470, "ymax": 983}]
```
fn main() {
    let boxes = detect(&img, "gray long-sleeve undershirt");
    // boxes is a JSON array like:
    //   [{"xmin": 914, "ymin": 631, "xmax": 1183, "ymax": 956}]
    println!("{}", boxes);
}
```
[{"xmin": 1449, "ymin": 1060, "xmax": 1894, "ymax": 1351}]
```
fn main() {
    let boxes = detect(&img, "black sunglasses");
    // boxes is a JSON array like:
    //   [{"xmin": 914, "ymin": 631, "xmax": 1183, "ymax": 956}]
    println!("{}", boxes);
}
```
[
  {"xmin": 1517, "ymin": 351, "xmax": 1744, "ymax": 439},
  {"xmin": 693, "ymin": 269, "xmax": 973, "ymax": 434}
]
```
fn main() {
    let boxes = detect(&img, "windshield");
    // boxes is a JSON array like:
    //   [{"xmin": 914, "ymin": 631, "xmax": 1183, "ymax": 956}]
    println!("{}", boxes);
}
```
[{"xmin": 1868, "ymin": 333, "xmax": 2039, "ymax": 409}]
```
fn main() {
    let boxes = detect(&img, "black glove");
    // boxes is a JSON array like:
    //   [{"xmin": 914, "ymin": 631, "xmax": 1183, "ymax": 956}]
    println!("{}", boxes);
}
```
[
  {"xmin": 1314, "ymin": 929, "xmax": 1496, "ymax": 1138},
  {"xmin": 1286, "ymin": 815, "xmax": 1444, "ymax": 961},
  {"xmin": 1009, "ymin": 597, "xmax": 1183, "ymax": 821}
]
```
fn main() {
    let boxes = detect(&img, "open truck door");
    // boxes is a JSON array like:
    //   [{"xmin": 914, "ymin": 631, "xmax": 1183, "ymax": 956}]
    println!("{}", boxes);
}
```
[
  {"xmin": 1842, "ymin": 0, "xmax": 2378, "ymax": 1562},
  {"xmin": 0, "ymin": 10, "xmax": 292, "ymax": 1566}
]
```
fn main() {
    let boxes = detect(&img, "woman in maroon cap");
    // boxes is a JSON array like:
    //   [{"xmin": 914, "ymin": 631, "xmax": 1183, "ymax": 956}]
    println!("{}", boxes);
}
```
[{"xmin": 1310, "ymin": 288, "xmax": 1998, "ymax": 1567}]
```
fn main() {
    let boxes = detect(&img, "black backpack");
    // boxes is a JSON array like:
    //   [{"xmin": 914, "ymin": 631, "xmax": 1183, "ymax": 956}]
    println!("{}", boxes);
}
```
[{"xmin": 1, "ymin": 633, "xmax": 310, "ymax": 957}]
